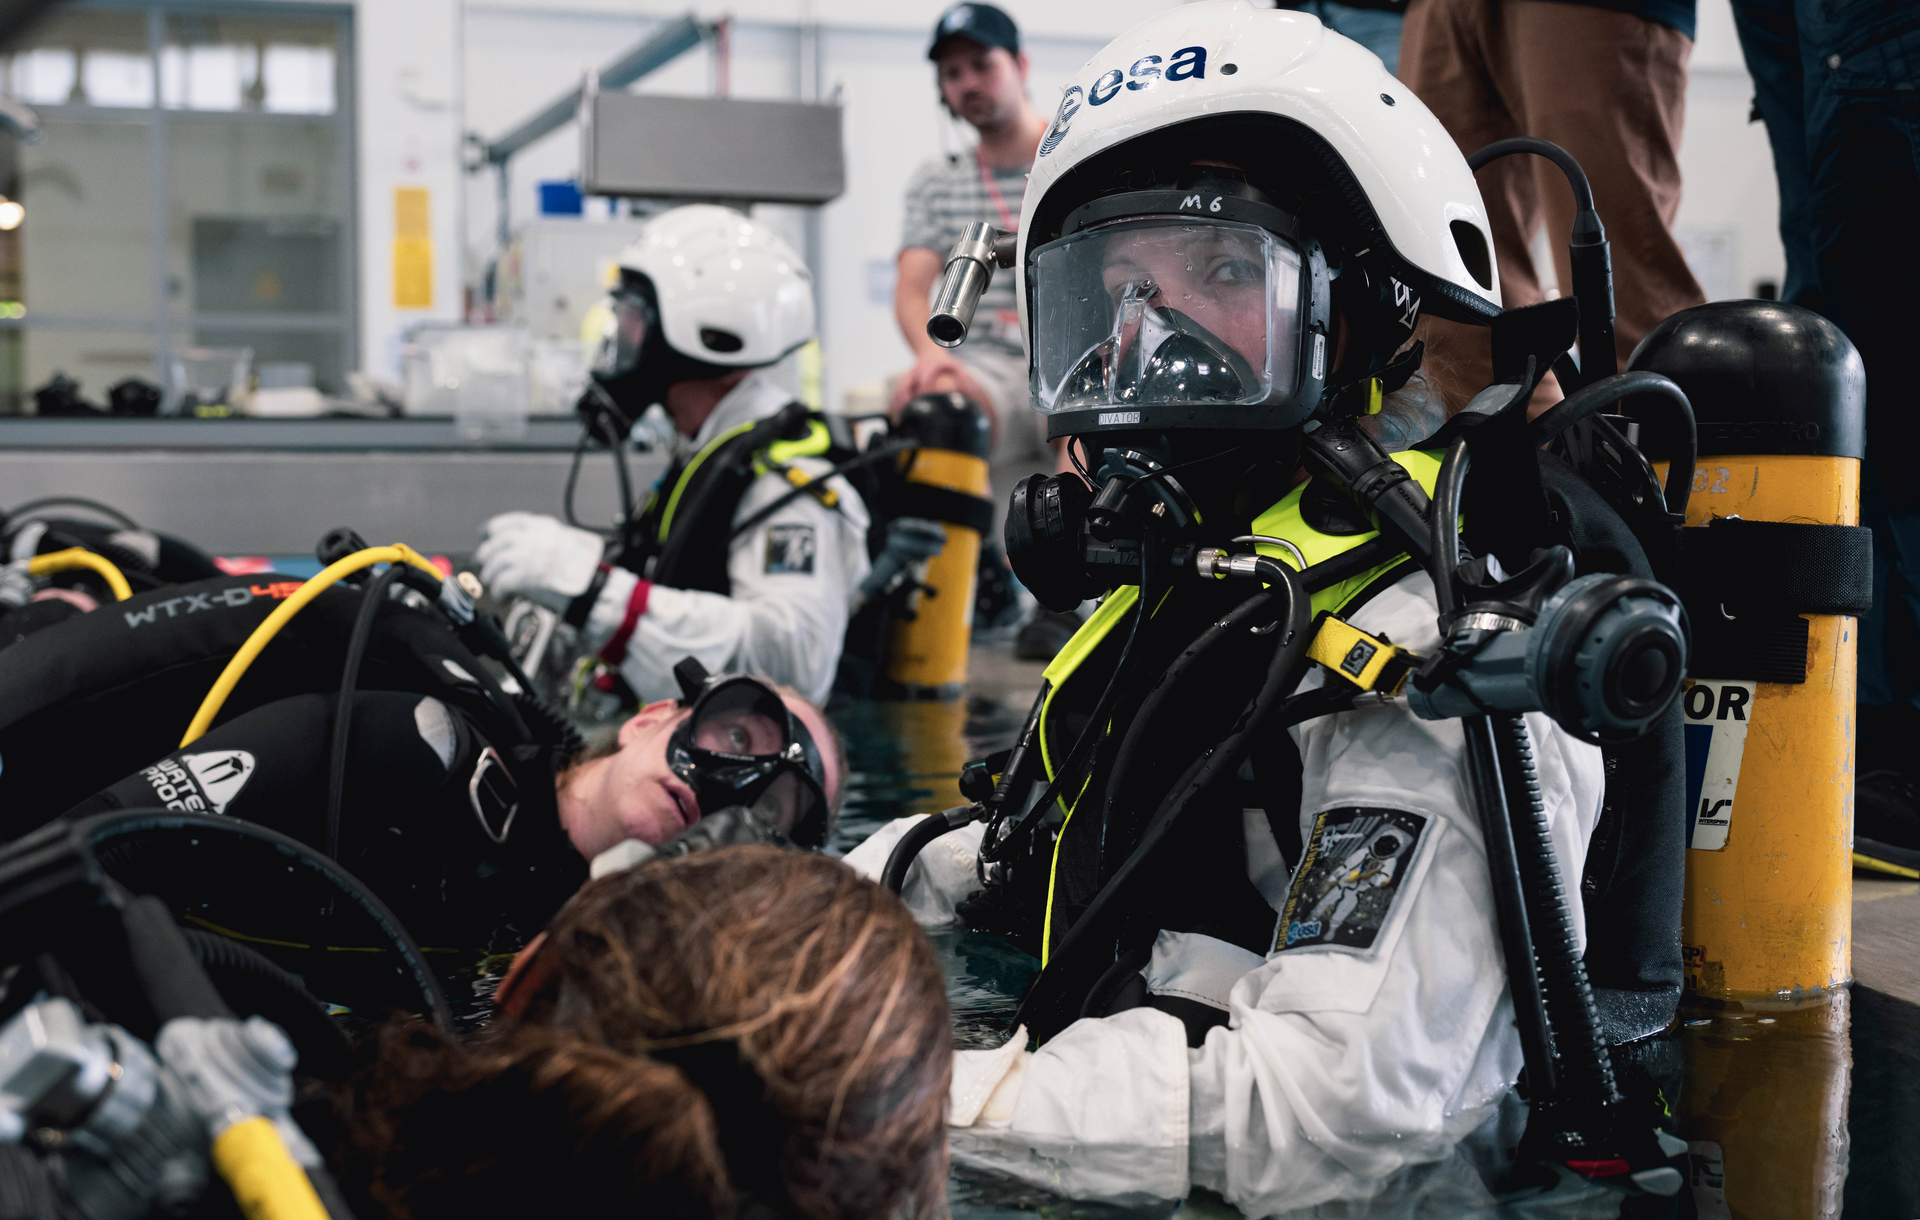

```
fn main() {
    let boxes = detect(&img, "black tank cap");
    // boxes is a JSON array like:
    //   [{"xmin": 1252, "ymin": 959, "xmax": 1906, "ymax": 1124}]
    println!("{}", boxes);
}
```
[
  {"xmin": 894, "ymin": 392, "xmax": 992, "ymax": 458},
  {"xmin": 1626, "ymin": 300, "xmax": 1864, "ymax": 460}
]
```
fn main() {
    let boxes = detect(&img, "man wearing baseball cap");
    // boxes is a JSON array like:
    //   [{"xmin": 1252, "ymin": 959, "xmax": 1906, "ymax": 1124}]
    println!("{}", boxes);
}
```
[{"xmin": 892, "ymin": 3, "xmax": 1075, "ymax": 658}]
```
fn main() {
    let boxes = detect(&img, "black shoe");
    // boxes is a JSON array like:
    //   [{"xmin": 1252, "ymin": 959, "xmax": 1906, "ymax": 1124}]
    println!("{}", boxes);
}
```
[
  {"xmin": 1855, "ymin": 768, "xmax": 1920, "ymax": 878},
  {"xmin": 1015, "ymin": 609, "xmax": 1083, "ymax": 662}
]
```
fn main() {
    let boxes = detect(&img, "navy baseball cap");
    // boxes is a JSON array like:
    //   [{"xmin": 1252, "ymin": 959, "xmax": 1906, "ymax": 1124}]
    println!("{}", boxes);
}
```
[{"xmin": 928, "ymin": 3, "xmax": 1020, "ymax": 60}]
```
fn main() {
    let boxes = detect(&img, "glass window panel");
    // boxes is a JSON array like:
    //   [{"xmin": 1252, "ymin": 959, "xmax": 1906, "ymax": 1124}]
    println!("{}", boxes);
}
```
[
  {"xmin": 164, "ymin": 14, "xmax": 336, "ymax": 114},
  {"xmin": 82, "ymin": 52, "xmax": 155, "ymax": 108},
  {"xmin": 17, "ymin": 114, "xmax": 155, "ymax": 315},
  {"xmin": 161, "ymin": 44, "xmax": 246, "ymax": 111},
  {"xmin": 165, "ymin": 116, "xmax": 342, "ymax": 317},
  {"xmin": 12, "ymin": 49, "xmax": 77, "ymax": 106},
  {"xmin": 8, "ymin": 11, "xmax": 151, "ymax": 106},
  {"xmin": 261, "ymin": 44, "xmax": 334, "ymax": 115}
]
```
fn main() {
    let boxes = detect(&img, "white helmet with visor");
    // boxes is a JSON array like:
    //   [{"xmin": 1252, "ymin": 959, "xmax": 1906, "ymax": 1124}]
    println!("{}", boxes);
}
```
[{"xmin": 1015, "ymin": 0, "xmax": 1500, "ymax": 438}]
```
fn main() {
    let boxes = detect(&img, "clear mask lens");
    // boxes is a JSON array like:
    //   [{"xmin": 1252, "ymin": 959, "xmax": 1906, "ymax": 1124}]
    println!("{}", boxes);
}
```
[
  {"xmin": 665, "ymin": 677, "xmax": 830, "ymax": 845},
  {"xmin": 1030, "ymin": 219, "xmax": 1304, "ymax": 414},
  {"xmin": 593, "ymin": 293, "xmax": 654, "ymax": 380}
]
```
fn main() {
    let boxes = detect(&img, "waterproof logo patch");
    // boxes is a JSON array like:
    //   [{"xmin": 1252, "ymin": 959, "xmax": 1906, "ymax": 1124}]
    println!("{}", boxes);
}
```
[
  {"xmin": 1682, "ymin": 679, "xmax": 1753, "ymax": 852},
  {"xmin": 1276, "ymin": 807, "xmax": 1427, "ymax": 954},
  {"xmin": 140, "ymin": 749, "xmax": 255, "ymax": 815},
  {"xmin": 765, "ymin": 524, "xmax": 817, "ymax": 575}
]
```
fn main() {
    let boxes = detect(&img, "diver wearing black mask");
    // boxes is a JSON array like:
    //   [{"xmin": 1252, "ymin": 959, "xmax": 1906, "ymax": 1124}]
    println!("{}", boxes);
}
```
[{"xmin": 65, "ymin": 658, "xmax": 839, "ymax": 939}]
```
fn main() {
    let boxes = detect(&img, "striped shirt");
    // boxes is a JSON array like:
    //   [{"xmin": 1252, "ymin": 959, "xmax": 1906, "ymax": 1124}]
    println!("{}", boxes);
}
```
[{"xmin": 901, "ymin": 150, "xmax": 1029, "ymax": 353}]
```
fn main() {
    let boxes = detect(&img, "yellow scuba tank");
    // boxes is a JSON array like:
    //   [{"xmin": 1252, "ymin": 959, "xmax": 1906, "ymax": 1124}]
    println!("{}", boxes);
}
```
[
  {"xmin": 1629, "ymin": 301, "xmax": 1870, "ymax": 1006},
  {"xmin": 885, "ymin": 393, "xmax": 993, "ymax": 698}
]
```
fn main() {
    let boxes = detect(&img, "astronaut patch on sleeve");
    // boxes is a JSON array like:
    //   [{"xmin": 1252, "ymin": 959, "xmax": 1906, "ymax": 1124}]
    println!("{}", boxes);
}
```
[
  {"xmin": 1275, "ymin": 807, "xmax": 1428, "ymax": 954},
  {"xmin": 764, "ymin": 523, "xmax": 817, "ymax": 575}
]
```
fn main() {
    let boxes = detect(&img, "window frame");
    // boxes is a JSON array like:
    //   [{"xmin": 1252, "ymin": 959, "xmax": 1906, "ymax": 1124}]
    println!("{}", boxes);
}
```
[{"xmin": 0, "ymin": 0, "xmax": 357, "ymax": 410}]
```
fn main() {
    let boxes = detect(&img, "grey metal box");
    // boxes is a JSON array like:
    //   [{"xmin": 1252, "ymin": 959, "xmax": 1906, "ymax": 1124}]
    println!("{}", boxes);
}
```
[{"xmin": 581, "ymin": 93, "xmax": 845, "ymax": 205}]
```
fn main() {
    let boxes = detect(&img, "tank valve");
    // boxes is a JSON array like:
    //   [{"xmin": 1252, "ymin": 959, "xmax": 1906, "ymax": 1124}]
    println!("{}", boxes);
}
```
[{"xmin": 927, "ymin": 222, "xmax": 1018, "ymax": 348}]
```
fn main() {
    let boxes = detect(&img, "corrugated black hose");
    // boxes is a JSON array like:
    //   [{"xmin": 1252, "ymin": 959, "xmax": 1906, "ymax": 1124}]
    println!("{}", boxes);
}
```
[{"xmin": 1493, "ymin": 713, "xmax": 1621, "ymax": 1116}]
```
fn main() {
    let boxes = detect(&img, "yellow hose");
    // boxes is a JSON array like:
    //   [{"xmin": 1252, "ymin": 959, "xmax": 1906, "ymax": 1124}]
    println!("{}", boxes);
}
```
[
  {"xmin": 180, "ymin": 545, "xmax": 441, "ymax": 747},
  {"xmin": 209, "ymin": 1116, "xmax": 331, "ymax": 1220},
  {"xmin": 26, "ymin": 547, "xmax": 132, "ymax": 601}
]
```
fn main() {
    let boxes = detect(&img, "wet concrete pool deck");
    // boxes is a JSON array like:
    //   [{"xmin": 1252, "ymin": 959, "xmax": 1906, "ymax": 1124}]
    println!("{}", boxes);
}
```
[{"xmin": 832, "ymin": 640, "xmax": 1920, "ymax": 1219}]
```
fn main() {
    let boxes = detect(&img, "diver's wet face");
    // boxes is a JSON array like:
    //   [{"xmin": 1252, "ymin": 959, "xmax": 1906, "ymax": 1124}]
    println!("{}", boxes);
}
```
[
  {"xmin": 1098, "ymin": 226, "xmax": 1270, "ymax": 375},
  {"xmin": 558, "ymin": 692, "xmax": 840, "ymax": 859}
]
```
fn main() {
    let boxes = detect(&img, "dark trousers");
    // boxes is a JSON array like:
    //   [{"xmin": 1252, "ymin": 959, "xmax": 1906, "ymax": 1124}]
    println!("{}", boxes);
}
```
[
  {"xmin": 1733, "ymin": 0, "xmax": 1920, "ymax": 717},
  {"xmin": 1399, "ymin": 0, "xmax": 1706, "ymax": 411}
]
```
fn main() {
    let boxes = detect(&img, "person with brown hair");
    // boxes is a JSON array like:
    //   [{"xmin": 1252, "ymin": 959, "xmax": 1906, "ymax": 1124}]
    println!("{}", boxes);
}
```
[{"xmin": 322, "ymin": 846, "xmax": 953, "ymax": 1220}]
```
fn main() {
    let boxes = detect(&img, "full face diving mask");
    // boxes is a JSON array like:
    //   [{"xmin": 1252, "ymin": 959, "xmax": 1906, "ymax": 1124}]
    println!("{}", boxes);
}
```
[
  {"xmin": 1032, "ymin": 217, "xmax": 1305, "ymax": 415},
  {"xmin": 665, "ymin": 660, "xmax": 831, "ymax": 848}
]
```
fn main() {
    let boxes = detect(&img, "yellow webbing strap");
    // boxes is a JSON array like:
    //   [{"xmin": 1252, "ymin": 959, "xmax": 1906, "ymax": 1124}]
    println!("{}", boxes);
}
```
[
  {"xmin": 209, "ymin": 1116, "xmax": 330, "ymax": 1220},
  {"xmin": 1251, "ymin": 448, "xmax": 1446, "ymax": 618},
  {"xmin": 756, "ymin": 420, "xmax": 840, "ymax": 508},
  {"xmin": 1305, "ymin": 612, "xmax": 1417, "ymax": 695},
  {"xmin": 26, "ymin": 547, "xmax": 132, "ymax": 601},
  {"xmin": 180, "ymin": 545, "xmax": 443, "ymax": 747}
]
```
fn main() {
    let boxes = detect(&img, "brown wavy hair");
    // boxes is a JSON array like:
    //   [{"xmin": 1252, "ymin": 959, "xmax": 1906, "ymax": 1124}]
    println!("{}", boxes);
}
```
[{"xmin": 328, "ymin": 847, "xmax": 952, "ymax": 1220}]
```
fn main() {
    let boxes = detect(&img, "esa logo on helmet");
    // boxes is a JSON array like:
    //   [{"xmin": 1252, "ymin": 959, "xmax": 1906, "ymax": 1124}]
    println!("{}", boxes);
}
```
[{"xmin": 1040, "ymin": 45, "xmax": 1210, "ymax": 158}]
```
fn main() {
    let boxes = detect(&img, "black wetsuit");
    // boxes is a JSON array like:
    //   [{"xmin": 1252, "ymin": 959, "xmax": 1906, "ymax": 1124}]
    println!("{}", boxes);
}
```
[
  {"xmin": 65, "ymin": 691, "xmax": 587, "ymax": 939},
  {"xmin": 0, "ymin": 571, "xmax": 587, "ymax": 941}
]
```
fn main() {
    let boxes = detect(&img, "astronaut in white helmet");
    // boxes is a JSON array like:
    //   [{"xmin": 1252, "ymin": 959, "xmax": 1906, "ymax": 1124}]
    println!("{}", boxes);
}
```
[
  {"xmin": 838, "ymin": 2, "xmax": 1656, "ymax": 1211},
  {"xmin": 477, "ymin": 205, "xmax": 872, "ymax": 705}
]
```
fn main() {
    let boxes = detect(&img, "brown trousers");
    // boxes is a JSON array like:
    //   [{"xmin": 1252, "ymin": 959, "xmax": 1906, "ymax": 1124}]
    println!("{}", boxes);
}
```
[{"xmin": 1399, "ymin": 0, "xmax": 1706, "ymax": 411}]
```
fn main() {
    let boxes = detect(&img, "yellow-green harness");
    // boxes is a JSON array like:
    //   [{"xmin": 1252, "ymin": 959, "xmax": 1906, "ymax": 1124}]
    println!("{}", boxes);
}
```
[{"xmin": 1034, "ymin": 449, "xmax": 1446, "ymax": 963}]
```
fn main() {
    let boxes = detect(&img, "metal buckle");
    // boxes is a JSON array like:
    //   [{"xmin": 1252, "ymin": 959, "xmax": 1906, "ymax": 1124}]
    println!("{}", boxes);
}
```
[{"xmin": 468, "ymin": 746, "xmax": 520, "ymax": 845}]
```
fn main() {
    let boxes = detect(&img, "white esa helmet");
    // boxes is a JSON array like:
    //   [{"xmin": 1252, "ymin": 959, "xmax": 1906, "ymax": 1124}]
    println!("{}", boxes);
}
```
[
  {"xmin": 593, "ymin": 205, "xmax": 814, "ymax": 414},
  {"xmin": 1015, "ymin": 0, "xmax": 1499, "ymax": 438}
]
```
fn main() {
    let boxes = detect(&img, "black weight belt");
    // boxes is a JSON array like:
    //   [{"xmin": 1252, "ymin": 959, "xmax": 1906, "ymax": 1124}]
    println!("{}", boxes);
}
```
[{"xmin": 1677, "ymin": 519, "xmax": 1873, "ymax": 684}]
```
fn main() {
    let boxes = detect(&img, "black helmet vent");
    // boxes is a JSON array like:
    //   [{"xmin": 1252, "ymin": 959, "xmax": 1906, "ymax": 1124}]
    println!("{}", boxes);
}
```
[
  {"xmin": 1451, "ymin": 220, "xmax": 1493, "ymax": 290},
  {"xmin": 699, "ymin": 327, "xmax": 745, "ymax": 353}
]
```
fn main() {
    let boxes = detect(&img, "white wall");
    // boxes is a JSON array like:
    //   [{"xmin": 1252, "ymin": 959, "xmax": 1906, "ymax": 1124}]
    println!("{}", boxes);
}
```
[
  {"xmin": 345, "ymin": 0, "xmax": 1789, "ymax": 401},
  {"xmin": 1674, "ymin": 0, "xmax": 1786, "ymax": 302}
]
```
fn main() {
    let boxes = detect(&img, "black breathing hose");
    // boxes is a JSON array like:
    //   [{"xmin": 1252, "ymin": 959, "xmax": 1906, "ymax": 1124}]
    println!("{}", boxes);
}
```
[
  {"xmin": 881, "ymin": 805, "xmax": 978, "ymax": 895},
  {"xmin": 1427, "ymin": 436, "xmax": 1618, "ymax": 1126},
  {"xmin": 3, "ymin": 496, "xmax": 142, "ymax": 530},
  {"xmin": 1014, "ymin": 559, "xmax": 1315, "ymax": 1041},
  {"xmin": 1527, "ymin": 370, "xmax": 1697, "ymax": 519},
  {"xmin": 980, "ymin": 542, "xmax": 1156, "ymax": 863},
  {"xmin": 1094, "ymin": 584, "xmax": 1286, "ymax": 885},
  {"xmin": 178, "ymin": 927, "xmax": 351, "ymax": 1075},
  {"xmin": 1491, "ymin": 714, "xmax": 1621, "ymax": 1114},
  {"xmin": 1432, "ymin": 440, "xmax": 1470, "ymax": 619},
  {"xmin": 80, "ymin": 810, "xmax": 455, "ymax": 1031},
  {"xmin": 326, "ymin": 564, "xmax": 407, "ymax": 863},
  {"xmin": 1468, "ymin": 136, "xmax": 1615, "ymax": 390}
]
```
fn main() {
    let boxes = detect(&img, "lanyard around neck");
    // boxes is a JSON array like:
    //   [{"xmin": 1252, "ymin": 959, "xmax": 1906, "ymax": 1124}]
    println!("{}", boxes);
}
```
[{"xmin": 974, "ymin": 146, "xmax": 1018, "ymax": 230}]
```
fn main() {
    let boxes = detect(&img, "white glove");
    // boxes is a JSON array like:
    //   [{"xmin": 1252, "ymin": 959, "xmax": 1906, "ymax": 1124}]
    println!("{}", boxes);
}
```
[
  {"xmin": 475, "ymin": 512, "xmax": 606, "ymax": 610},
  {"xmin": 950, "ymin": 1024, "xmax": 1031, "ymax": 1128}
]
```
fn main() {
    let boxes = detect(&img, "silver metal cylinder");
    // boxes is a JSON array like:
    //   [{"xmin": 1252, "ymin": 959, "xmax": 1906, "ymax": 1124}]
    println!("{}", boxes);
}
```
[{"xmin": 927, "ymin": 220, "xmax": 1002, "ymax": 349}]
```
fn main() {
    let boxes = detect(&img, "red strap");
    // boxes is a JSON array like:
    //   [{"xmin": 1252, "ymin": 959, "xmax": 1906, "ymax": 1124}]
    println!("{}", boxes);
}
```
[
  {"xmin": 975, "ymin": 146, "xmax": 1017, "ymax": 230},
  {"xmin": 598, "ymin": 578, "xmax": 652, "ymax": 666}
]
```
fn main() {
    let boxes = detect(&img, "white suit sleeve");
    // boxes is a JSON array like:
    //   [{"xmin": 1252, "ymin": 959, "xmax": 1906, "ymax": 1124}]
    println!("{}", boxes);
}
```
[
  {"xmin": 958, "ymin": 573, "xmax": 1606, "ymax": 1211},
  {"xmin": 841, "ymin": 816, "xmax": 986, "ymax": 927},
  {"xmin": 614, "ymin": 460, "xmax": 870, "ymax": 704}
]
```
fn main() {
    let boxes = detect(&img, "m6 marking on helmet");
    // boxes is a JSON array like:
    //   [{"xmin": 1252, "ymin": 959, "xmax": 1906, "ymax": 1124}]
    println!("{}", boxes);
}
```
[{"xmin": 1040, "ymin": 44, "xmax": 1209, "ymax": 158}]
